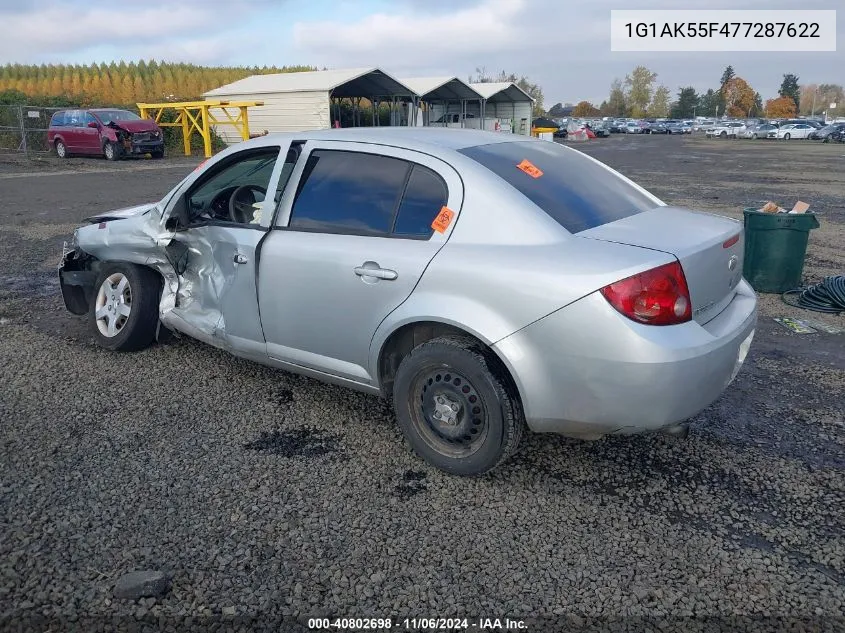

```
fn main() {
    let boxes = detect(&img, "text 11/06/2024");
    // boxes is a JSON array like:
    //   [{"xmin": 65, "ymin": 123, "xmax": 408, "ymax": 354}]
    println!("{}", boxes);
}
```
[
  {"xmin": 307, "ymin": 617, "xmax": 528, "ymax": 630},
  {"xmin": 610, "ymin": 9, "xmax": 836, "ymax": 52}
]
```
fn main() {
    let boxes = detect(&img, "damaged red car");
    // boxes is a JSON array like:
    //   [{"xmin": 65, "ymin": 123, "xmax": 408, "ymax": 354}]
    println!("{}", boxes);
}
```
[{"xmin": 47, "ymin": 108, "xmax": 164, "ymax": 161}]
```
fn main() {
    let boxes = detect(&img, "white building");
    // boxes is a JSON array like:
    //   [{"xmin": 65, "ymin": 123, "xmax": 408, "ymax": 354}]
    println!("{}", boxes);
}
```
[{"xmin": 203, "ymin": 67, "xmax": 415, "ymax": 142}]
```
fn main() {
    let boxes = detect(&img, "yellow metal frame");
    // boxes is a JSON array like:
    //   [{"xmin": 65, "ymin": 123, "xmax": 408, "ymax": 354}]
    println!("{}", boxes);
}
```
[{"xmin": 137, "ymin": 100, "xmax": 264, "ymax": 158}]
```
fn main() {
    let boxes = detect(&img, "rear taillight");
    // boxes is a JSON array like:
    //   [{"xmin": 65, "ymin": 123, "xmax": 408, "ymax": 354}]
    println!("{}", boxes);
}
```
[{"xmin": 599, "ymin": 261, "xmax": 692, "ymax": 326}]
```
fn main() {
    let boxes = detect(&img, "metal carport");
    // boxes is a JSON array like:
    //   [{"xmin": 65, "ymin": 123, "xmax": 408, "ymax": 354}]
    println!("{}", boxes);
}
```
[
  {"xmin": 398, "ymin": 76, "xmax": 484, "ymax": 129},
  {"xmin": 468, "ymin": 82, "xmax": 535, "ymax": 136}
]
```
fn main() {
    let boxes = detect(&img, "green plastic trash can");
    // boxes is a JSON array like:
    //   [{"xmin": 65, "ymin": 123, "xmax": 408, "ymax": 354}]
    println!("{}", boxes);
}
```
[{"xmin": 742, "ymin": 208, "xmax": 820, "ymax": 293}]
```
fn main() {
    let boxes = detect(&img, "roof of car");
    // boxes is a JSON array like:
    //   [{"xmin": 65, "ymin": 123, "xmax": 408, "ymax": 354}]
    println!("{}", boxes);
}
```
[{"xmin": 247, "ymin": 127, "xmax": 535, "ymax": 153}]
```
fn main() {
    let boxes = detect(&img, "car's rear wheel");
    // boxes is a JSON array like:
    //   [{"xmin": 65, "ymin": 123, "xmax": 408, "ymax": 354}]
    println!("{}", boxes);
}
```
[
  {"xmin": 784, "ymin": 133, "xmax": 791, "ymax": 140},
  {"xmin": 720, "ymin": 131, "xmax": 727, "ymax": 138},
  {"xmin": 89, "ymin": 263, "xmax": 160, "ymax": 352},
  {"xmin": 55, "ymin": 140, "xmax": 68, "ymax": 159},
  {"xmin": 103, "ymin": 141, "xmax": 121, "ymax": 161},
  {"xmin": 392, "ymin": 335, "xmax": 525, "ymax": 476}
]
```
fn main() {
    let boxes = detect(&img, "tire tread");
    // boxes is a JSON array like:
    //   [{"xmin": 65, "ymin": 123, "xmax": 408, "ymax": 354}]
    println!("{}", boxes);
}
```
[{"xmin": 395, "ymin": 334, "xmax": 525, "ymax": 476}]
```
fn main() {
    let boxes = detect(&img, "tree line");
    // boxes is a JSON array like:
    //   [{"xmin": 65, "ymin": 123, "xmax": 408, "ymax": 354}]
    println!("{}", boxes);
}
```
[
  {"xmin": 0, "ymin": 60, "xmax": 317, "ymax": 106},
  {"xmin": 549, "ymin": 65, "xmax": 844, "ymax": 121}
]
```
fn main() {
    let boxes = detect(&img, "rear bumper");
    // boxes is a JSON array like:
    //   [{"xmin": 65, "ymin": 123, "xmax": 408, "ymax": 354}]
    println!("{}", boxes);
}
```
[{"xmin": 494, "ymin": 279, "xmax": 758, "ymax": 439}]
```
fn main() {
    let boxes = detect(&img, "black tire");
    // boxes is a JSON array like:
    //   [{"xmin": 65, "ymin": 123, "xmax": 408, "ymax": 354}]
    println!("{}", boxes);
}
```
[
  {"xmin": 89, "ymin": 263, "xmax": 161, "ymax": 352},
  {"xmin": 103, "ymin": 141, "xmax": 121, "ymax": 161},
  {"xmin": 783, "ymin": 133, "xmax": 791, "ymax": 140},
  {"xmin": 392, "ymin": 335, "xmax": 525, "ymax": 476},
  {"xmin": 55, "ymin": 140, "xmax": 68, "ymax": 159},
  {"xmin": 720, "ymin": 131, "xmax": 727, "ymax": 138}
]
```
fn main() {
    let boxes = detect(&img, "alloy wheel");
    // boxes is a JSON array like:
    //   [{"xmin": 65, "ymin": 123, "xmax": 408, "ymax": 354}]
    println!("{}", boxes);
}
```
[{"xmin": 95, "ymin": 272, "xmax": 132, "ymax": 337}]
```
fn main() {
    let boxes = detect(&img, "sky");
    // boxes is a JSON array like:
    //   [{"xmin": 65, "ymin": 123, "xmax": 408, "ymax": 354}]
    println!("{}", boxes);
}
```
[{"xmin": 0, "ymin": 0, "xmax": 841, "ymax": 107}]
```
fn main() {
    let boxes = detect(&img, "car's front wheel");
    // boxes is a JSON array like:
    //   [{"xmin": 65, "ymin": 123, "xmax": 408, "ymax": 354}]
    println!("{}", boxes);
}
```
[
  {"xmin": 783, "ymin": 133, "xmax": 791, "ymax": 140},
  {"xmin": 393, "ymin": 335, "xmax": 525, "ymax": 476},
  {"xmin": 90, "ymin": 263, "xmax": 161, "ymax": 352},
  {"xmin": 103, "ymin": 141, "xmax": 121, "ymax": 161}
]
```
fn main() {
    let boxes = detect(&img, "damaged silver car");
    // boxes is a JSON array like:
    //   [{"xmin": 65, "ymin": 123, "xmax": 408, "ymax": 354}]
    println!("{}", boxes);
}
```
[{"xmin": 59, "ymin": 128, "xmax": 757, "ymax": 476}]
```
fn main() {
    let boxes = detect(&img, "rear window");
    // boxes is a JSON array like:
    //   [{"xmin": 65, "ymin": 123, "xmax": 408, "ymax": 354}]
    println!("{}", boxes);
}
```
[
  {"xmin": 50, "ymin": 111, "xmax": 66, "ymax": 127},
  {"xmin": 458, "ymin": 141, "xmax": 657, "ymax": 233}
]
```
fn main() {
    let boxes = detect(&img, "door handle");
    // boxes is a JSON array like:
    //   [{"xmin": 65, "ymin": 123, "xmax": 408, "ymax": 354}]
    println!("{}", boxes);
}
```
[
  {"xmin": 233, "ymin": 254, "xmax": 248, "ymax": 265},
  {"xmin": 354, "ymin": 265, "xmax": 397, "ymax": 281}
]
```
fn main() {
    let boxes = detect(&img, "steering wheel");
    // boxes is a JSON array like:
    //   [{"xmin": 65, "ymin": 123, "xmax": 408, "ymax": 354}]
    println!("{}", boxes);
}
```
[{"xmin": 228, "ymin": 184, "xmax": 267, "ymax": 224}]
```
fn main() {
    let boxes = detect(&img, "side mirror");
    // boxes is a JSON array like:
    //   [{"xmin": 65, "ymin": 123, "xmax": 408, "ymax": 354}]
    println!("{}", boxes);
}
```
[
  {"xmin": 168, "ymin": 195, "xmax": 191, "ymax": 231},
  {"xmin": 87, "ymin": 121, "xmax": 98, "ymax": 128}
]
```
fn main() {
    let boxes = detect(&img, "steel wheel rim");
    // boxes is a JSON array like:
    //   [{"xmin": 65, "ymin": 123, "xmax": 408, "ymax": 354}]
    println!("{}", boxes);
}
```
[
  {"xmin": 95, "ymin": 273, "xmax": 131, "ymax": 337},
  {"xmin": 410, "ymin": 366, "xmax": 489, "ymax": 458}
]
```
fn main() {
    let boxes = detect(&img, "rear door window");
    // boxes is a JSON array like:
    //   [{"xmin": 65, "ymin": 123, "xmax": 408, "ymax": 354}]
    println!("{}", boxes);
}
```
[
  {"xmin": 392, "ymin": 165, "xmax": 448, "ymax": 238},
  {"xmin": 289, "ymin": 150, "xmax": 410, "ymax": 236},
  {"xmin": 458, "ymin": 140, "xmax": 657, "ymax": 233},
  {"xmin": 66, "ymin": 110, "xmax": 84, "ymax": 127}
]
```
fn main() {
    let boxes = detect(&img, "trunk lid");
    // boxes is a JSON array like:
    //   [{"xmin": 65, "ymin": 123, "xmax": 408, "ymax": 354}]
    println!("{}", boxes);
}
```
[{"xmin": 578, "ymin": 206, "xmax": 744, "ymax": 324}]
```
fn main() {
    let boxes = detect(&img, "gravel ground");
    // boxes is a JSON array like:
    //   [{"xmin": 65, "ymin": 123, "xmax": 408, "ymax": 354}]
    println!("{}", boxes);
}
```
[{"xmin": 1, "ymin": 136, "xmax": 844, "ymax": 632}]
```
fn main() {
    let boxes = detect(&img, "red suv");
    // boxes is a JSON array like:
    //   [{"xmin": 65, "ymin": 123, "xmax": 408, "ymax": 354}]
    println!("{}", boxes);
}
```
[{"xmin": 47, "ymin": 108, "xmax": 164, "ymax": 160}]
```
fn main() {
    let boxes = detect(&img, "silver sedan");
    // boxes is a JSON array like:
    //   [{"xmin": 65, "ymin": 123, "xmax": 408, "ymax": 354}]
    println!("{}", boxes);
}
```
[{"xmin": 59, "ymin": 128, "xmax": 757, "ymax": 476}]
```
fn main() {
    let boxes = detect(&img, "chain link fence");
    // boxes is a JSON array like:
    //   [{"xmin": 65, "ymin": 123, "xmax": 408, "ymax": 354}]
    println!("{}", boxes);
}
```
[{"xmin": 0, "ymin": 105, "xmax": 64, "ymax": 155}]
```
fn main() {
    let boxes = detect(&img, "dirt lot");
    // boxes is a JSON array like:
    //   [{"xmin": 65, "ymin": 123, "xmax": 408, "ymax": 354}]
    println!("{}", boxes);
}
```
[{"xmin": 1, "ymin": 135, "xmax": 843, "ymax": 632}]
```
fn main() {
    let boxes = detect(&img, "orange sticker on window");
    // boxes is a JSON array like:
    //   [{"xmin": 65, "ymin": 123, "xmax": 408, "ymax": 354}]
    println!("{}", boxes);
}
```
[
  {"xmin": 431, "ymin": 206, "xmax": 455, "ymax": 233},
  {"xmin": 516, "ymin": 159, "xmax": 543, "ymax": 178}
]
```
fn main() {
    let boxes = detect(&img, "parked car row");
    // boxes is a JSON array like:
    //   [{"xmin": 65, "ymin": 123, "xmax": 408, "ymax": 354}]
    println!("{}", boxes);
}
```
[
  {"xmin": 583, "ymin": 116, "xmax": 844, "ymax": 143},
  {"xmin": 549, "ymin": 119, "xmax": 611, "ymax": 140},
  {"xmin": 704, "ymin": 117, "xmax": 844, "ymax": 142},
  {"xmin": 604, "ymin": 119, "xmax": 694, "ymax": 135}
]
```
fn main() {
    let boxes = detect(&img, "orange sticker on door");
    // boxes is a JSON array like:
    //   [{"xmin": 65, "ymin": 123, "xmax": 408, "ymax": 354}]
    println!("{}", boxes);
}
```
[
  {"xmin": 431, "ymin": 206, "xmax": 455, "ymax": 233},
  {"xmin": 516, "ymin": 159, "xmax": 543, "ymax": 178}
]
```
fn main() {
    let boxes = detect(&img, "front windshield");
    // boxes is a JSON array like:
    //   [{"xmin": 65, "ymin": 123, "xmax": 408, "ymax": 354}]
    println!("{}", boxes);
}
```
[{"xmin": 96, "ymin": 110, "xmax": 142, "ymax": 125}]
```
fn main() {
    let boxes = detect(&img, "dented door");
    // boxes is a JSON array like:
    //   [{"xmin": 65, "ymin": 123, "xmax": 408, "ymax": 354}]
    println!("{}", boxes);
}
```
[
  {"xmin": 158, "ymin": 141, "xmax": 290, "ymax": 357},
  {"xmin": 166, "ymin": 226, "xmax": 266, "ymax": 357}
]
